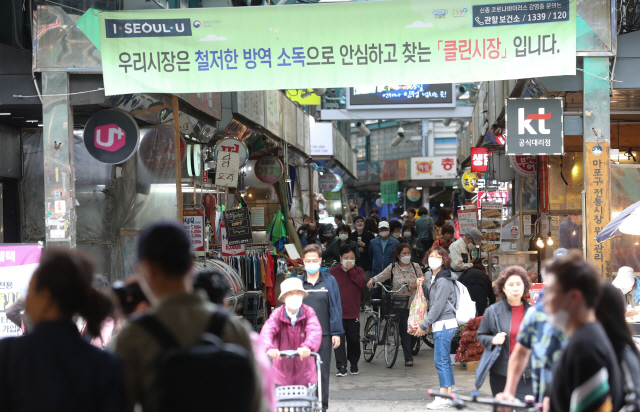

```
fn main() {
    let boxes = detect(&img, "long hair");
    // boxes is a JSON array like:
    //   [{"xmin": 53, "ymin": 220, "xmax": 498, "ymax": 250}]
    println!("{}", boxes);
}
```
[
  {"xmin": 596, "ymin": 282, "xmax": 639, "ymax": 360},
  {"xmin": 434, "ymin": 208, "xmax": 451, "ymax": 227}
]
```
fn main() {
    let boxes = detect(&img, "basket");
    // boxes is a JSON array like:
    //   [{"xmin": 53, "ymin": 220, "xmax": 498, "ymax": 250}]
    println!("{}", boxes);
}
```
[{"xmin": 382, "ymin": 294, "xmax": 410, "ymax": 315}]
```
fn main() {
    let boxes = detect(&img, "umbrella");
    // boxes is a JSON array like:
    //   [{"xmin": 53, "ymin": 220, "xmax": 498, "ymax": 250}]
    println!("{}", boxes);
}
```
[{"xmin": 596, "ymin": 200, "xmax": 640, "ymax": 243}]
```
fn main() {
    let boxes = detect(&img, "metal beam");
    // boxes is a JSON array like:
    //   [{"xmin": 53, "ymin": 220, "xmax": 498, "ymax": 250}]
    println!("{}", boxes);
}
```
[{"xmin": 320, "ymin": 106, "xmax": 474, "ymax": 121}]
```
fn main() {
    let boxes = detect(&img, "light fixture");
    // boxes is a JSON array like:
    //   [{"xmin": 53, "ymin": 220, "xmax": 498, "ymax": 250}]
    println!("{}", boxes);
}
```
[
  {"xmin": 417, "ymin": 187, "xmax": 423, "ymax": 190},
  {"xmin": 547, "ymin": 237, "xmax": 554, "ymax": 246},
  {"xmin": 546, "ymin": 216, "xmax": 553, "ymax": 246},
  {"xmin": 38, "ymin": 124, "xmax": 43, "ymax": 127},
  {"xmin": 442, "ymin": 118, "xmax": 453, "ymax": 126},
  {"xmin": 536, "ymin": 238, "xmax": 545, "ymax": 248},
  {"xmin": 440, "ymin": 203, "xmax": 444, "ymax": 207},
  {"xmin": 0, "ymin": 113, "xmax": 11, "ymax": 116},
  {"xmin": 319, "ymin": 172, "xmax": 323, "ymax": 176},
  {"xmin": 26, "ymin": 120, "xmax": 39, "ymax": 123},
  {"xmin": 334, "ymin": 201, "xmax": 340, "ymax": 208}
]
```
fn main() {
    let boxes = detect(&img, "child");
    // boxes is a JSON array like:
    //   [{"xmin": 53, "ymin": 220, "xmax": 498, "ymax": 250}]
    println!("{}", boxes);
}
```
[{"xmin": 260, "ymin": 277, "xmax": 322, "ymax": 386}]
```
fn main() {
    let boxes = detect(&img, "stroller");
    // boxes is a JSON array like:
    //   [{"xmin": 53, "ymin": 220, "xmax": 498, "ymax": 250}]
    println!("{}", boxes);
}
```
[{"xmin": 276, "ymin": 350, "xmax": 323, "ymax": 412}]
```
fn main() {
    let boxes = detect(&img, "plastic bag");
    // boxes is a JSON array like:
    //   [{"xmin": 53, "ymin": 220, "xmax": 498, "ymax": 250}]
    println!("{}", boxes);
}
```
[{"xmin": 407, "ymin": 286, "xmax": 428, "ymax": 334}]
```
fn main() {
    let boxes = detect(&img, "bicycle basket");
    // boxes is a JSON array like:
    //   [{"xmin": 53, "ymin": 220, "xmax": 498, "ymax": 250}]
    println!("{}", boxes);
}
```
[{"xmin": 382, "ymin": 294, "xmax": 410, "ymax": 314}]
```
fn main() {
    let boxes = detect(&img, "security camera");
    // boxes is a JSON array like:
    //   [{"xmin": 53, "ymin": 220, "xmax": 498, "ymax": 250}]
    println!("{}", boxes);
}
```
[
  {"xmin": 456, "ymin": 85, "xmax": 467, "ymax": 99},
  {"xmin": 355, "ymin": 121, "xmax": 370, "ymax": 136},
  {"xmin": 313, "ymin": 88, "xmax": 327, "ymax": 96},
  {"xmin": 442, "ymin": 118, "xmax": 453, "ymax": 126},
  {"xmin": 391, "ymin": 127, "xmax": 405, "ymax": 147}
]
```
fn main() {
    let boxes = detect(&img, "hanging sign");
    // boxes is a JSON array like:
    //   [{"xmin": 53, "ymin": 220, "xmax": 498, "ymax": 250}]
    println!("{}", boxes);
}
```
[
  {"xmin": 381, "ymin": 180, "xmax": 398, "ymax": 205},
  {"xmin": 224, "ymin": 208, "xmax": 253, "ymax": 246},
  {"xmin": 585, "ymin": 141, "xmax": 611, "ymax": 278},
  {"xmin": 461, "ymin": 169, "xmax": 481, "ymax": 193},
  {"xmin": 214, "ymin": 137, "xmax": 248, "ymax": 168},
  {"xmin": 471, "ymin": 147, "xmax": 490, "ymax": 173},
  {"xmin": 480, "ymin": 202, "xmax": 503, "ymax": 255},
  {"xmin": 83, "ymin": 110, "xmax": 140, "ymax": 164},
  {"xmin": 458, "ymin": 208, "xmax": 478, "ymax": 235},
  {"xmin": 183, "ymin": 209, "xmax": 205, "ymax": 252},
  {"xmin": 411, "ymin": 156, "xmax": 456, "ymax": 180},
  {"xmin": 407, "ymin": 188, "xmax": 421, "ymax": 202},
  {"xmin": 99, "ymin": 0, "xmax": 576, "ymax": 95},
  {"xmin": 186, "ymin": 143, "xmax": 202, "ymax": 177},
  {"xmin": 381, "ymin": 160, "xmax": 399, "ymax": 182},
  {"xmin": 220, "ymin": 221, "xmax": 246, "ymax": 256},
  {"xmin": 139, "ymin": 129, "xmax": 185, "ymax": 174},
  {"xmin": 215, "ymin": 151, "xmax": 239, "ymax": 188},
  {"xmin": 319, "ymin": 173, "xmax": 338, "ymax": 192},
  {"xmin": 477, "ymin": 191, "xmax": 509, "ymax": 208},
  {"xmin": 505, "ymin": 97, "xmax": 564, "ymax": 155},
  {"xmin": 255, "ymin": 155, "xmax": 283, "ymax": 184},
  {"xmin": 332, "ymin": 174, "xmax": 344, "ymax": 192},
  {"xmin": 509, "ymin": 155, "xmax": 537, "ymax": 177}
]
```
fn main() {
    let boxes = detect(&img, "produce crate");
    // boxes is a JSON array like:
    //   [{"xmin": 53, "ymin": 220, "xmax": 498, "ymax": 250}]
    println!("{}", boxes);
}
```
[{"xmin": 466, "ymin": 361, "xmax": 479, "ymax": 372}]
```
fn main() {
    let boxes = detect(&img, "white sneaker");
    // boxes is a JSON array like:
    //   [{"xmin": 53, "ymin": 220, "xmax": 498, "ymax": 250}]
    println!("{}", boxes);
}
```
[{"xmin": 427, "ymin": 397, "xmax": 451, "ymax": 410}]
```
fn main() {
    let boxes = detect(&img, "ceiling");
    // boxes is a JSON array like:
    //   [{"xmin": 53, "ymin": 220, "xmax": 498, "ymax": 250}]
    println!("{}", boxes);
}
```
[{"xmin": 547, "ymin": 89, "xmax": 640, "ymax": 122}]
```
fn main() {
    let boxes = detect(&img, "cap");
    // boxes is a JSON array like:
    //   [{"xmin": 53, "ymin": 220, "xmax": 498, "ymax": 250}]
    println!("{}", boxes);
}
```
[
  {"xmin": 378, "ymin": 221, "xmax": 390, "ymax": 229},
  {"xmin": 354, "ymin": 215, "xmax": 365, "ymax": 223},
  {"xmin": 401, "ymin": 211, "xmax": 408, "ymax": 217},
  {"xmin": 613, "ymin": 266, "xmax": 636, "ymax": 295},
  {"xmin": 464, "ymin": 227, "xmax": 483, "ymax": 245},
  {"xmin": 278, "ymin": 277, "xmax": 308, "ymax": 302},
  {"xmin": 553, "ymin": 248, "xmax": 569, "ymax": 258}
]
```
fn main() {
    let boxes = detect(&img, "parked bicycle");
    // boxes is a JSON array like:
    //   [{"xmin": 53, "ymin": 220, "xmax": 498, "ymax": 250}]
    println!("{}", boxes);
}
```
[
  {"xmin": 411, "ymin": 328, "xmax": 435, "ymax": 355},
  {"xmin": 427, "ymin": 389, "xmax": 540, "ymax": 412},
  {"xmin": 361, "ymin": 282, "xmax": 410, "ymax": 368}
]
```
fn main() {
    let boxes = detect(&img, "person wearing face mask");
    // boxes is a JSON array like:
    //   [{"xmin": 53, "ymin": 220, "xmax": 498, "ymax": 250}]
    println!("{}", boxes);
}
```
[
  {"xmin": 368, "ymin": 221, "xmax": 400, "ymax": 300},
  {"xmin": 367, "ymin": 243, "xmax": 424, "ymax": 367},
  {"xmin": 260, "ymin": 277, "xmax": 322, "ymax": 388},
  {"xmin": 401, "ymin": 224, "xmax": 421, "ymax": 264},
  {"xmin": 349, "ymin": 216, "xmax": 376, "ymax": 310},
  {"xmin": 476, "ymin": 266, "xmax": 533, "ymax": 398},
  {"xmin": 297, "ymin": 244, "xmax": 343, "ymax": 412},
  {"xmin": 449, "ymin": 228, "xmax": 483, "ymax": 275},
  {"xmin": 330, "ymin": 245, "xmax": 366, "ymax": 376},
  {"xmin": 541, "ymin": 253, "xmax": 624, "ymax": 412},
  {"xmin": 323, "ymin": 225, "xmax": 360, "ymax": 268}
]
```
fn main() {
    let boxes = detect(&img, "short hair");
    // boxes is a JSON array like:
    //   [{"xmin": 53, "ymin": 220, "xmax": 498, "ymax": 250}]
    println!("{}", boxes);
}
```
[
  {"xmin": 303, "ymin": 244, "xmax": 323, "ymax": 259},
  {"xmin": 402, "ymin": 224, "xmax": 417, "ymax": 237},
  {"xmin": 380, "ymin": 217, "xmax": 388, "ymax": 222},
  {"xmin": 338, "ymin": 225, "xmax": 351, "ymax": 234},
  {"xmin": 544, "ymin": 252, "xmax": 603, "ymax": 309},
  {"xmin": 418, "ymin": 207, "xmax": 429, "ymax": 216},
  {"xmin": 394, "ymin": 243, "xmax": 412, "ymax": 262},
  {"xmin": 389, "ymin": 220, "xmax": 403, "ymax": 232},
  {"xmin": 494, "ymin": 266, "xmax": 532, "ymax": 299},
  {"xmin": 364, "ymin": 218, "xmax": 378, "ymax": 233},
  {"xmin": 370, "ymin": 208, "xmax": 379, "ymax": 216},
  {"xmin": 302, "ymin": 215, "xmax": 311, "ymax": 221},
  {"xmin": 424, "ymin": 246, "xmax": 452, "ymax": 269},
  {"xmin": 334, "ymin": 214, "xmax": 343, "ymax": 221},
  {"xmin": 138, "ymin": 221, "xmax": 193, "ymax": 278},
  {"xmin": 407, "ymin": 208, "xmax": 416, "ymax": 216},
  {"xmin": 193, "ymin": 269, "xmax": 230, "ymax": 305},
  {"xmin": 340, "ymin": 244, "xmax": 356, "ymax": 257},
  {"xmin": 441, "ymin": 225, "xmax": 455, "ymax": 236}
]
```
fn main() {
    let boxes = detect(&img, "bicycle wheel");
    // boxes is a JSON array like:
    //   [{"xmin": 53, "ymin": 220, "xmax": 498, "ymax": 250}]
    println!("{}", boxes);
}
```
[
  {"xmin": 412, "ymin": 336, "xmax": 421, "ymax": 356},
  {"xmin": 422, "ymin": 329, "xmax": 435, "ymax": 348},
  {"xmin": 362, "ymin": 316, "xmax": 377, "ymax": 362},
  {"xmin": 384, "ymin": 319, "xmax": 399, "ymax": 368}
]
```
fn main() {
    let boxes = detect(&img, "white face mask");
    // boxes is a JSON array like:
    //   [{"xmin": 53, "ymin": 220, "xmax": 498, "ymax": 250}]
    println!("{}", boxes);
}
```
[
  {"xmin": 467, "ymin": 241, "xmax": 476, "ymax": 251},
  {"xmin": 339, "ymin": 234, "xmax": 349, "ymax": 241},
  {"xmin": 547, "ymin": 308, "xmax": 570, "ymax": 332},
  {"xmin": 285, "ymin": 295, "xmax": 303, "ymax": 312},
  {"xmin": 342, "ymin": 259, "xmax": 355, "ymax": 269},
  {"xmin": 356, "ymin": 225, "xmax": 364, "ymax": 232},
  {"xmin": 392, "ymin": 233, "xmax": 401, "ymax": 239},
  {"xmin": 379, "ymin": 231, "xmax": 389, "ymax": 238},
  {"xmin": 403, "ymin": 232, "xmax": 412, "ymax": 238},
  {"xmin": 400, "ymin": 256, "xmax": 412, "ymax": 265},
  {"xmin": 428, "ymin": 258, "xmax": 443, "ymax": 270}
]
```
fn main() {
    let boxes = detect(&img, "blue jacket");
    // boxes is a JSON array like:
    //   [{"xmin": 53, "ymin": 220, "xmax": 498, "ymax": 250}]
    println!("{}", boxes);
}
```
[
  {"xmin": 369, "ymin": 236, "xmax": 400, "ymax": 276},
  {"xmin": 297, "ymin": 270, "xmax": 344, "ymax": 336}
]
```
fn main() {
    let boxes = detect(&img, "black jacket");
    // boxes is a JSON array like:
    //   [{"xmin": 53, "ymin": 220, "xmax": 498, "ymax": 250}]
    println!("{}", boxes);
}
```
[
  {"xmin": 477, "ymin": 300, "xmax": 532, "ymax": 377},
  {"xmin": 350, "ymin": 230, "xmax": 376, "ymax": 271},
  {"xmin": 458, "ymin": 268, "xmax": 496, "ymax": 316}
]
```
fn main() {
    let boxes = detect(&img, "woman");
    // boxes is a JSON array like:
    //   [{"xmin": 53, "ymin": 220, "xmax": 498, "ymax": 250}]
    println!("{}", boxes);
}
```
[
  {"xmin": 414, "ymin": 247, "xmax": 459, "ymax": 410},
  {"xmin": 596, "ymin": 282, "xmax": 640, "ymax": 411},
  {"xmin": 402, "ymin": 224, "xmax": 421, "ymax": 264},
  {"xmin": 477, "ymin": 266, "xmax": 533, "ymax": 398},
  {"xmin": 364, "ymin": 217, "xmax": 379, "ymax": 237},
  {"xmin": 390, "ymin": 220, "xmax": 405, "ymax": 241},
  {"xmin": 433, "ymin": 208, "xmax": 454, "ymax": 242},
  {"xmin": 457, "ymin": 261, "xmax": 495, "ymax": 316},
  {"xmin": 367, "ymin": 243, "xmax": 424, "ymax": 367},
  {"xmin": 432, "ymin": 224, "xmax": 455, "ymax": 252},
  {"xmin": 0, "ymin": 249, "xmax": 124, "ymax": 412},
  {"xmin": 323, "ymin": 225, "xmax": 360, "ymax": 267}
]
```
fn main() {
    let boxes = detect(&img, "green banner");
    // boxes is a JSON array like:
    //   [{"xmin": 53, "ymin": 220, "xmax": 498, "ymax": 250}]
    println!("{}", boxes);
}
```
[
  {"xmin": 381, "ymin": 181, "xmax": 399, "ymax": 205},
  {"xmin": 99, "ymin": 0, "xmax": 576, "ymax": 95}
]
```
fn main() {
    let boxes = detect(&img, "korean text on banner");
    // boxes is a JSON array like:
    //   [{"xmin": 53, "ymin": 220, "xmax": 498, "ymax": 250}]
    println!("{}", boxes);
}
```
[
  {"xmin": 98, "ymin": 0, "xmax": 576, "ymax": 95},
  {"xmin": 0, "ymin": 245, "xmax": 42, "ymax": 339},
  {"xmin": 183, "ymin": 209, "xmax": 205, "ymax": 252},
  {"xmin": 381, "ymin": 181, "xmax": 399, "ymax": 205}
]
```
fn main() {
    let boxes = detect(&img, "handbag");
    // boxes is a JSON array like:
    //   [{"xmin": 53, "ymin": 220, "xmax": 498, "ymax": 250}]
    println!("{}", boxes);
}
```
[
  {"xmin": 474, "ymin": 306, "xmax": 503, "ymax": 390},
  {"xmin": 407, "ymin": 282, "xmax": 428, "ymax": 333}
]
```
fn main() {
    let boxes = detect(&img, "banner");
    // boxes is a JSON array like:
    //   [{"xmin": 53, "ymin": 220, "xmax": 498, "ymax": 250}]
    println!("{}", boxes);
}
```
[
  {"xmin": 99, "ymin": 0, "xmax": 576, "ymax": 95},
  {"xmin": 0, "ymin": 245, "xmax": 42, "ymax": 339},
  {"xmin": 411, "ymin": 156, "xmax": 457, "ymax": 180},
  {"xmin": 381, "ymin": 181, "xmax": 399, "ymax": 205},
  {"xmin": 505, "ymin": 98, "xmax": 564, "ymax": 155}
]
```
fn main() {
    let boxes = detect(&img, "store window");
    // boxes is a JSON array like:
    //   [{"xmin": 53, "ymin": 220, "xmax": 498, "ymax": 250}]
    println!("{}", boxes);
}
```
[
  {"xmin": 548, "ymin": 153, "xmax": 584, "ymax": 213},
  {"xmin": 611, "ymin": 165, "xmax": 640, "ymax": 273}
]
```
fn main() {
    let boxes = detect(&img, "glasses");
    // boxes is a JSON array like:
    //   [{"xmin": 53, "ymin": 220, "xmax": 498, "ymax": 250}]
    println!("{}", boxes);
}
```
[{"xmin": 304, "ymin": 259, "xmax": 320, "ymax": 264}]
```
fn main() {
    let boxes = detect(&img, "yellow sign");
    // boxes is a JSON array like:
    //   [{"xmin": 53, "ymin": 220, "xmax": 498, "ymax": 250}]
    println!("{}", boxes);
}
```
[
  {"xmin": 461, "ymin": 169, "xmax": 480, "ymax": 193},
  {"xmin": 585, "ymin": 141, "xmax": 612, "ymax": 279},
  {"xmin": 286, "ymin": 90, "xmax": 321, "ymax": 105}
]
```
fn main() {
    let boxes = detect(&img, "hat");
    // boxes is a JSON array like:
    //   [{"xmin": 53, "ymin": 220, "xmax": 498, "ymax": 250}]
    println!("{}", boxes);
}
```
[
  {"xmin": 354, "ymin": 215, "xmax": 365, "ymax": 223},
  {"xmin": 612, "ymin": 267, "xmax": 636, "ymax": 295},
  {"xmin": 278, "ymin": 277, "xmax": 308, "ymax": 302},
  {"xmin": 401, "ymin": 211, "xmax": 408, "ymax": 217},
  {"xmin": 378, "ymin": 221, "xmax": 390, "ymax": 229},
  {"xmin": 464, "ymin": 227, "xmax": 483, "ymax": 245},
  {"xmin": 553, "ymin": 248, "xmax": 569, "ymax": 258}
]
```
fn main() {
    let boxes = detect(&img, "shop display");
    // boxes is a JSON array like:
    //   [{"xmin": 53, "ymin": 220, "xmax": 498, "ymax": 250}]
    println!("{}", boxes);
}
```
[
  {"xmin": 455, "ymin": 317, "xmax": 484, "ymax": 363},
  {"xmin": 487, "ymin": 251, "xmax": 539, "ymax": 282},
  {"xmin": 480, "ymin": 202, "xmax": 503, "ymax": 258}
]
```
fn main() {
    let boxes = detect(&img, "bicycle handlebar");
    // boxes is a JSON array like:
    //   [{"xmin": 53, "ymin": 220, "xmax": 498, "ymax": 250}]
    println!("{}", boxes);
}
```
[
  {"xmin": 278, "ymin": 350, "xmax": 321, "ymax": 359},
  {"xmin": 374, "ymin": 282, "xmax": 410, "ymax": 294},
  {"xmin": 427, "ymin": 389, "xmax": 541, "ymax": 411}
]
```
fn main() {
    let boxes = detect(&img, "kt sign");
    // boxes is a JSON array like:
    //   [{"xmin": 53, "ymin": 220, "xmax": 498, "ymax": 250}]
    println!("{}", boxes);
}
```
[{"xmin": 83, "ymin": 110, "xmax": 140, "ymax": 164}]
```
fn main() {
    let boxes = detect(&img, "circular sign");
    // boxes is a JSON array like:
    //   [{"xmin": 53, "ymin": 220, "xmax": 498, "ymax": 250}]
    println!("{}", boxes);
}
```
[
  {"xmin": 407, "ymin": 188, "xmax": 421, "ymax": 202},
  {"xmin": 509, "ymin": 155, "xmax": 537, "ymax": 177},
  {"xmin": 332, "ymin": 174, "xmax": 344, "ymax": 192},
  {"xmin": 375, "ymin": 197, "xmax": 384, "ymax": 207},
  {"xmin": 83, "ymin": 110, "xmax": 140, "ymax": 164},
  {"xmin": 255, "ymin": 155, "xmax": 283, "ymax": 184},
  {"xmin": 461, "ymin": 169, "xmax": 480, "ymax": 193},
  {"xmin": 139, "ymin": 129, "xmax": 185, "ymax": 174},
  {"xmin": 319, "ymin": 173, "xmax": 338, "ymax": 192},
  {"xmin": 214, "ymin": 137, "xmax": 248, "ymax": 168}
]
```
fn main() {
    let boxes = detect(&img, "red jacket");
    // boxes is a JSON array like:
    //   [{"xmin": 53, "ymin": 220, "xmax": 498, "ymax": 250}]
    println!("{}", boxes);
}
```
[
  {"xmin": 260, "ymin": 304, "xmax": 322, "ymax": 386},
  {"xmin": 330, "ymin": 265, "xmax": 367, "ymax": 319}
]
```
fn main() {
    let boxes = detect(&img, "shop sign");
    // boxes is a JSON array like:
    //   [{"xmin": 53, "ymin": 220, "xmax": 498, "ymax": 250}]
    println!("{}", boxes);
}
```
[
  {"xmin": 458, "ymin": 208, "xmax": 478, "ymax": 235},
  {"xmin": 357, "ymin": 162, "xmax": 380, "ymax": 184},
  {"xmin": 381, "ymin": 180, "xmax": 398, "ymax": 205},
  {"xmin": 477, "ymin": 191, "xmax": 509, "ymax": 208},
  {"xmin": 509, "ymin": 155, "xmax": 537, "ymax": 177},
  {"xmin": 411, "ymin": 156, "xmax": 456, "ymax": 180},
  {"xmin": 471, "ymin": 147, "xmax": 489, "ymax": 173},
  {"xmin": 255, "ymin": 155, "xmax": 283, "ymax": 184},
  {"xmin": 319, "ymin": 173, "xmax": 338, "ymax": 191},
  {"xmin": 139, "ymin": 128, "xmax": 185, "ymax": 174},
  {"xmin": 332, "ymin": 174, "xmax": 344, "ymax": 192},
  {"xmin": 310, "ymin": 122, "xmax": 333, "ymax": 156},
  {"xmin": 220, "ymin": 221, "xmax": 246, "ymax": 256},
  {"xmin": 324, "ymin": 192, "xmax": 341, "ymax": 201},
  {"xmin": 234, "ymin": 90, "xmax": 265, "ymax": 127},
  {"xmin": 224, "ymin": 208, "xmax": 253, "ymax": 246},
  {"xmin": 407, "ymin": 188, "xmax": 421, "ymax": 202},
  {"xmin": 282, "ymin": 97, "xmax": 297, "ymax": 147},
  {"xmin": 398, "ymin": 158, "xmax": 409, "ymax": 181},
  {"xmin": 296, "ymin": 106, "xmax": 305, "ymax": 151},
  {"xmin": 215, "ymin": 150, "xmax": 239, "ymax": 188},
  {"xmin": 83, "ymin": 110, "xmax": 140, "ymax": 164},
  {"xmin": 480, "ymin": 202, "xmax": 503, "ymax": 255},
  {"xmin": 214, "ymin": 136, "xmax": 248, "ymax": 168},
  {"xmin": 461, "ymin": 169, "xmax": 481, "ymax": 193},
  {"xmin": 99, "ymin": 1, "xmax": 576, "ymax": 95},
  {"xmin": 585, "ymin": 141, "xmax": 611, "ymax": 277},
  {"xmin": 183, "ymin": 209, "xmax": 205, "ymax": 252},
  {"xmin": 265, "ymin": 90, "xmax": 281, "ymax": 137},
  {"xmin": 381, "ymin": 160, "xmax": 399, "ymax": 182},
  {"xmin": 505, "ymin": 98, "xmax": 564, "ymax": 156},
  {"xmin": 202, "ymin": 170, "xmax": 209, "ymax": 183}
]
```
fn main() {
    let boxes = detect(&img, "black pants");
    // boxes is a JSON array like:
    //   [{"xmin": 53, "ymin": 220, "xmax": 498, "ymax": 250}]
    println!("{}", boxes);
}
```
[
  {"xmin": 489, "ymin": 372, "xmax": 533, "ymax": 399},
  {"xmin": 334, "ymin": 319, "xmax": 361, "ymax": 370},
  {"xmin": 397, "ymin": 310, "xmax": 413, "ymax": 363},
  {"xmin": 318, "ymin": 335, "xmax": 332, "ymax": 411},
  {"xmin": 360, "ymin": 271, "xmax": 372, "ymax": 308}
]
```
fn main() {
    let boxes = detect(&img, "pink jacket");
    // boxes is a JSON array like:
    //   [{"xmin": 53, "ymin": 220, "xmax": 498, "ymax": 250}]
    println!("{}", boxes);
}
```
[{"xmin": 260, "ymin": 304, "xmax": 322, "ymax": 386}]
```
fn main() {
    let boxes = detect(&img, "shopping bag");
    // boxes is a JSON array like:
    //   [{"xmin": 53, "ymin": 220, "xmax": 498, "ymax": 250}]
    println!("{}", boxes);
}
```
[{"xmin": 407, "ymin": 285, "xmax": 427, "ymax": 334}]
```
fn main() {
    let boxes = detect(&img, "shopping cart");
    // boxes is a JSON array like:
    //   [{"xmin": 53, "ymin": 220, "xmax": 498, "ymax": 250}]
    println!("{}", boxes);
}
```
[{"xmin": 276, "ymin": 350, "xmax": 323, "ymax": 412}]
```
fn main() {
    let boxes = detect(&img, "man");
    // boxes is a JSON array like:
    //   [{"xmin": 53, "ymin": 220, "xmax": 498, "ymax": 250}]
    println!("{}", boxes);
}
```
[
  {"xmin": 496, "ymin": 248, "xmax": 569, "ymax": 403},
  {"xmin": 297, "ymin": 215, "xmax": 319, "ymax": 247},
  {"xmin": 113, "ymin": 221, "xmax": 266, "ymax": 412},
  {"xmin": 330, "ymin": 245, "xmax": 366, "ymax": 377},
  {"xmin": 334, "ymin": 214, "xmax": 344, "ymax": 229},
  {"xmin": 297, "ymin": 244, "xmax": 343, "ymax": 412},
  {"xmin": 449, "ymin": 228, "xmax": 482, "ymax": 275},
  {"xmin": 542, "ymin": 252, "xmax": 623, "ymax": 412},
  {"xmin": 414, "ymin": 207, "xmax": 434, "ymax": 255},
  {"xmin": 368, "ymin": 221, "xmax": 399, "ymax": 300},
  {"xmin": 323, "ymin": 225, "xmax": 360, "ymax": 267},
  {"xmin": 351, "ymin": 216, "xmax": 376, "ymax": 309}
]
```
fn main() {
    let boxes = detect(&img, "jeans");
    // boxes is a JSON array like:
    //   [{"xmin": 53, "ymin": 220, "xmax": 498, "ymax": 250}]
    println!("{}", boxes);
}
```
[
  {"xmin": 334, "ymin": 319, "xmax": 361, "ymax": 370},
  {"xmin": 433, "ymin": 326, "xmax": 456, "ymax": 388}
]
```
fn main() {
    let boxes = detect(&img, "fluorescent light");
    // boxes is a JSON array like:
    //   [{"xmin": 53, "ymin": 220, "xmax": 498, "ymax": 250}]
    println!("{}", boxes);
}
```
[
  {"xmin": 38, "ymin": 124, "xmax": 43, "ymax": 127},
  {"xmin": 26, "ymin": 120, "xmax": 39, "ymax": 123},
  {"xmin": 416, "ymin": 187, "xmax": 423, "ymax": 190},
  {"xmin": 0, "ymin": 113, "xmax": 11, "ymax": 116}
]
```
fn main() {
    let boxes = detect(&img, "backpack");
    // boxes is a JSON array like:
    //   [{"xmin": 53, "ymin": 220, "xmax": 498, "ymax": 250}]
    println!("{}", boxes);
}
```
[
  {"xmin": 135, "ymin": 310, "xmax": 255, "ymax": 412},
  {"xmin": 447, "ymin": 280, "xmax": 477, "ymax": 324}
]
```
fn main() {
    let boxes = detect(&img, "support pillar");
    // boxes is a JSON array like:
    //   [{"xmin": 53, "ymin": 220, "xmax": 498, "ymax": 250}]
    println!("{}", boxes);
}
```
[
  {"xmin": 583, "ymin": 57, "xmax": 612, "ymax": 279},
  {"xmin": 42, "ymin": 72, "xmax": 76, "ymax": 248}
]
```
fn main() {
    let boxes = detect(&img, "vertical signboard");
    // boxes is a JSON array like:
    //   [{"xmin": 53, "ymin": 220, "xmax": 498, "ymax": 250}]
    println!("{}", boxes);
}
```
[
  {"xmin": 224, "ymin": 209, "xmax": 253, "ymax": 245},
  {"xmin": 381, "ymin": 181, "xmax": 398, "ymax": 204},
  {"xmin": 303, "ymin": 115, "xmax": 310, "ymax": 155},
  {"xmin": 380, "ymin": 160, "xmax": 399, "ymax": 182},
  {"xmin": 471, "ymin": 147, "xmax": 490, "ymax": 172},
  {"xmin": 481, "ymin": 202, "xmax": 502, "ymax": 256},
  {"xmin": 309, "ymin": 122, "xmax": 333, "ymax": 155},
  {"xmin": 282, "ymin": 97, "xmax": 297, "ymax": 147},
  {"xmin": 220, "ymin": 221, "xmax": 246, "ymax": 256},
  {"xmin": 585, "ymin": 142, "xmax": 611, "ymax": 278},
  {"xmin": 183, "ymin": 209, "xmax": 205, "ymax": 252},
  {"xmin": 296, "ymin": 107, "xmax": 305, "ymax": 151},
  {"xmin": 264, "ymin": 90, "xmax": 281, "ymax": 137}
]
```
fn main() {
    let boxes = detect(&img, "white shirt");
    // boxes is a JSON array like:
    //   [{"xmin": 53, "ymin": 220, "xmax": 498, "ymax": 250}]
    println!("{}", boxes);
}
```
[{"xmin": 432, "ymin": 318, "xmax": 458, "ymax": 332}]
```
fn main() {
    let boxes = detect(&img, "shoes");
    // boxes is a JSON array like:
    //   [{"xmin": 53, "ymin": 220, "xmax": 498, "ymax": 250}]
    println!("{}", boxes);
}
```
[
  {"xmin": 350, "ymin": 365, "xmax": 359, "ymax": 375},
  {"xmin": 336, "ymin": 367, "xmax": 347, "ymax": 377},
  {"xmin": 426, "ymin": 397, "xmax": 451, "ymax": 410},
  {"xmin": 405, "ymin": 361, "xmax": 414, "ymax": 367}
]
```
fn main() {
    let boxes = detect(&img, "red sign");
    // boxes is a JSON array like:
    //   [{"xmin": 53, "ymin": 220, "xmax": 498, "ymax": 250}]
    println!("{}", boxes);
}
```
[
  {"xmin": 416, "ymin": 161, "xmax": 433, "ymax": 174},
  {"xmin": 471, "ymin": 147, "xmax": 489, "ymax": 172},
  {"xmin": 442, "ymin": 158, "xmax": 455, "ymax": 171},
  {"xmin": 183, "ymin": 209, "xmax": 205, "ymax": 252},
  {"xmin": 319, "ymin": 173, "xmax": 338, "ymax": 191},
  {"xmin": 381, "ymin": 160, "xmax": 399, "ymax": 182},
  {"xmin": 477, "ymin": 191, "xmax": 509, "ymax": 208},
  {"xmin": 202, "ymin": 170, "xmax": 209, "ymax": 183},
  {"xmin": 509, "ymin": 155, "xmax": 537, "ymax": 177}
]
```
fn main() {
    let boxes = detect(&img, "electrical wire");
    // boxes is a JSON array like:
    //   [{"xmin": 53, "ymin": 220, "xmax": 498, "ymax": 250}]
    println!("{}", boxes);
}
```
[{"xmin": 13, "ymin": 88, "xmax": 104, "ymax": 98}]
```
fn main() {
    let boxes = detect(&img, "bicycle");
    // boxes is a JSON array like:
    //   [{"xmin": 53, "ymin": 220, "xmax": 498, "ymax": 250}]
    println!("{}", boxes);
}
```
[
  {"xmin": 427, "ymin": 389, "xmax": 540, "ymax": 412},
  {"xmin": 361, "ymin": 282, "xmax": 410, "ymax": 368},
  {"xmin": 411, "ymin": 327, "xmax": 435, "ymax": 355}
]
